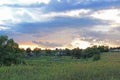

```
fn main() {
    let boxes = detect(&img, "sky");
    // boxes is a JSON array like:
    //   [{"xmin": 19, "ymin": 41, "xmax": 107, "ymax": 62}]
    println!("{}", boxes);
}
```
[{"xmin": 0, "ymin": 0, "xmax": 120, "ymax": 49}]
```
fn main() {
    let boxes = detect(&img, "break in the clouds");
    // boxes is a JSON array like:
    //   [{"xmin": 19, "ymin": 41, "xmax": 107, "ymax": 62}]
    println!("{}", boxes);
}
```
[{"xmin": 0, "ymin": 0, "xmax": 120, "ymax": 49}]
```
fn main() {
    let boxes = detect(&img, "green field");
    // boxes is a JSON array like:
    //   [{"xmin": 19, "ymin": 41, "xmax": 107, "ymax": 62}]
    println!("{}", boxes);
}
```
[{"xmin": 0, "ymin": 52, "xmax": 120, "ymax": 80}]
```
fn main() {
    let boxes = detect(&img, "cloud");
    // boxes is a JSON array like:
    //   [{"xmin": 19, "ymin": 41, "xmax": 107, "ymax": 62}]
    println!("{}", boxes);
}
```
[
  {"xmin": 32, "ymin": 41, "xmax": 62, "ymax": 48},
  {"xmin": 43, "ymin": 0, "xmax": 120, "ymax": 12},
  {"xmin": 1, "ymin": 0, "xmax": 120, "ymax": 11},
  {"xmin": 71, "ymin": 38, "xmax": 91, "ymax": 49},
  {"xmin": 0, "ymin": 0, "xmax": 51, "ymax": 5},
  {"xmin": 0, "ymin": 7, "xmax": 13, "ymax": 21},
  {"xmin": 17, "ymin": 0, "xmax": 51, "ymax": 4},
  {"xmin": 0, "ymin": 0, "xmax": 120, "ymax": 49},
  {"xmin": 40, "ymin": 9, "xmax": 91, "ymax": 18},
  {"xmin": 78, "ymin": 27, "xmax": 120, "ymax": 47},
  {"xmin": 0, "ymin": 25, "xmax": 10, "ymax": 30},
  {"xmin": 11, "ymin": 16, "xmax": 109, "ymax": 35},
  {"xmin": 1, "ymin": 1, "xmax": 117, "ymax": 28},
  {"xmin": 91, "ymin": 8, "xmax": 120, "ymax": 26}
]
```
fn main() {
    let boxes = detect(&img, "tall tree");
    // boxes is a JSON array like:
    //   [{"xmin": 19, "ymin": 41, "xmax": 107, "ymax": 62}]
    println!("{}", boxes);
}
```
[{"xmin": 0, "ymin": 35, "xmax": 24, "ymax": 66}]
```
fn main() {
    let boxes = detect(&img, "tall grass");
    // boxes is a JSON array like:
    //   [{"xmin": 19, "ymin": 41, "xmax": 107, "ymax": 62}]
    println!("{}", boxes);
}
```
[{"xmin": 0, "ymin": 52, "xmax": 120, "ymax": 80}]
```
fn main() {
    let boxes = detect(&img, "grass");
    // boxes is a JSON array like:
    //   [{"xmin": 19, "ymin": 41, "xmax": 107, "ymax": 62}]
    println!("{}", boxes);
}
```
[{"xmin": 0, "ymin": 52, "xmax": 120, "ymax": 80}]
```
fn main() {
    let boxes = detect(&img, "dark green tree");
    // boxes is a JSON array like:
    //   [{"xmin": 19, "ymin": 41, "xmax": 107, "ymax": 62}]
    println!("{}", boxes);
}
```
[
  {"xmin": 0, "ymin": 35, "xmax": 24, "ymax": 66},
  {"xmin": 33, "ymin": 47, "xmax": 41, "ymax": 56},
  {"xmin": 26, "ymin": 47, "xmax": 32, "ymax": 57},
  {"xmin": 45, "ymin": 49, "xmax": 52, "ymax": 56},
  {"xmin": 82, "ymin": 46, "xmax": 101, "ymax": 60},
  {"xmin": 72, "ymin": 47, "xmax": 82, "ymax": 59},
  {"xmin": 64, "ymin": 48, "xmax": 71, "ymax": 56},
  {"xmin": 98, "ymin": 46, "xmax": 109, "ymax": 52}
]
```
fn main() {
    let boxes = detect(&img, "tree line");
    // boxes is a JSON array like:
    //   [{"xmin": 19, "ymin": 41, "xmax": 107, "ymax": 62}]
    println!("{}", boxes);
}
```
[
  {"xmin": 0, "ymin": 35, "xmax": 109, "ymax": 66},
  {"xmin": 23, "ymin": 43, "xmax": 109, "ymax": 61}
]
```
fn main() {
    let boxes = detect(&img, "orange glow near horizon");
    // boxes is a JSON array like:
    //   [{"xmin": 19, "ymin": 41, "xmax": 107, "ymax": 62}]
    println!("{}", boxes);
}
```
[
  {"xmin": 19, "ymin": 44, "xmax": 41, "ymax": 50},
  {"xmin": 19, "ymin": 44, "xmax": 67, "ymax": 50}
]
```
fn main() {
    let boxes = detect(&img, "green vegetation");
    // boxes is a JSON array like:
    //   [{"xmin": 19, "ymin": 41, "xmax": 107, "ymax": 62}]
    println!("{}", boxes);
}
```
[
  {"xmin": 0, "ymin": 35, "xmax": 24, "ymax": 66},
  {"xmin": 0, "ymin": 52, "xmax": 120, "ymax": 80},
  {"xmin": 25, "ymin": 45, "xmax": 108, "ymax": 61}
]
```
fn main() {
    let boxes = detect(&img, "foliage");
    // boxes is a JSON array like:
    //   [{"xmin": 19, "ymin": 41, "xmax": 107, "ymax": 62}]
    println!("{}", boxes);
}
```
[
  {"xmin": 83, "ymin": 46, "xmax": 101, "ymax": 60},
  {"xmin": 33, "ymin": 47, "xmax": 41, "ymax": 56},
  {"xmin": 93, "ymin": 54, "xmax": 101, "ymax": 61},
  {"xmin": 23, "ymin": 45, "xmax": 109, "ymax": 61},
  {"xmin": 25, "ymin": 48, "xmax": 33, "ymax": 57},
  {"xmin": 45, "ymin": 49, "xmax": 52, "ymax": 56},
  {"xmin": 97, "ymin": 46, "xmax": 109, "ymax": 52},
  {"xmin": 70, "ymin": 46, "xmax": 101, "ymax": 60},
  {"xmin": 72, "ymin": 47, "xmax": 82, "ymax": 59},
  {"xmin": 64, "ymin": 48, "xmax": 71, "ymax": 56},
  {"xmin": 0, "ymin": 35, "xmax": 24, "ymax": 66}
]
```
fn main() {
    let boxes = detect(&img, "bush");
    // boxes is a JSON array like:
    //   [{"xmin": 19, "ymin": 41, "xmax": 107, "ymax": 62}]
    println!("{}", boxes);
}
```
[{"xmin": 93, "ymin": 54, "xmax": 101, "ymax": 61}]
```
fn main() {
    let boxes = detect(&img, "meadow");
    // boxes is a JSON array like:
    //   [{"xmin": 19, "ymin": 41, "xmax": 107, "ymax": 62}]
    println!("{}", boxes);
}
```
[{"xmin": 0, "ymin": 52, "xmax": 120, "ymax": 80}]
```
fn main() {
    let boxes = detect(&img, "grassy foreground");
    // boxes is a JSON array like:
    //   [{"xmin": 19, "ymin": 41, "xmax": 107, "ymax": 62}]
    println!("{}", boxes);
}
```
[{"xmin": 0, "ymin": 52, "xmax": 120, "ymax": 80}]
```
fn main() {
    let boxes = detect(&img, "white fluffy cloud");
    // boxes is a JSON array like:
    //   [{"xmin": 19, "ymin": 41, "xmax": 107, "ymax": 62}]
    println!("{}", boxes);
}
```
[
  {"xmin": 91, "ymin": 9, "xmax": 120, "ymax": 27},
  {"xmin": 0, "ymin": 6, "xmax": 46, "ymax": 24}
]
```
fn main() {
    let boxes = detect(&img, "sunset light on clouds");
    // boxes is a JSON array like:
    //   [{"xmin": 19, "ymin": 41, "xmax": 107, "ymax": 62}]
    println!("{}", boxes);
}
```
[{"xmin": 0, "ymin": 0, "xmax": 120, "ymax": 49}]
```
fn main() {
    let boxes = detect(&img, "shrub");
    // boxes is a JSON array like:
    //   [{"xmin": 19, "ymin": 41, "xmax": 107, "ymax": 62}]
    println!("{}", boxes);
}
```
[{"xmin": 93, "ymin": 54, "xmax": 101, "ymax": 61}]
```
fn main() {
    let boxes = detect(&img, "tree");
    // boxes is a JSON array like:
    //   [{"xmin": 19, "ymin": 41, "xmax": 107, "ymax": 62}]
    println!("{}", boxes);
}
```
[
  {"xmin": 82, "ymin": 46, "xmax": 101, "ymax": 60},
  {"xmin": 26, "ymin": 48, "xmax": 32, "ymax": 57},
  {"xmin": 33, "ymin": 47, "xmax": 41, "ymax": 56},
  {"xmin": 72, "ymin": 47, "xmax": 82, "ymax": 59},
  {"xmin": 98, "ymin": 46, "xmax": 109, "ymax": 52},
  {"xmin": 64, "ymin": 48, "xmax": 71, "ymax": 56},
  {"xmin": 45, "ymin": 49, "xmax": 52, "ymax": 56},
  {"xmin": 0, "ymin": 35, "xmax": 24, "ymax": 66}
]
